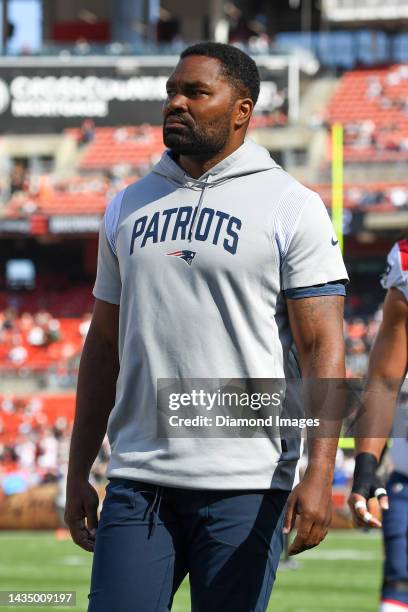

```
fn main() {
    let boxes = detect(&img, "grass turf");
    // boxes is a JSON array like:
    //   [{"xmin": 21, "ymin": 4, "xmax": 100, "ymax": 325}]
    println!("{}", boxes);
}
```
[{"xmin": 0, "ymin": 530, "xmax": 382, "ymax": 611}]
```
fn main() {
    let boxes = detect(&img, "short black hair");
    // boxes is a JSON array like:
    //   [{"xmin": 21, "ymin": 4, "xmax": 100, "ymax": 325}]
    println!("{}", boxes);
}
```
[{"xmin": 180, "ymin": 42, "xmax": 260, "ymax": 105}]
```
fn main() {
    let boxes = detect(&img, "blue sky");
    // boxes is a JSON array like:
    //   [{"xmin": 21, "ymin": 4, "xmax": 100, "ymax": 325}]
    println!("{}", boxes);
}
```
[{"xmin": 5, "ymin": 0, "xmax": 42, "ymax": 53}]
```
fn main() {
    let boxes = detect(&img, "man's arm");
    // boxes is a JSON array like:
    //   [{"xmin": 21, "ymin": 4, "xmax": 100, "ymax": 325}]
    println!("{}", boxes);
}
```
[
  {"xmin": 65, "ymin": 298, "xmax": 119, "ymax": 552},
  {"xmin": 349, "ymin": 287, "xmax": 407, "ymax": 527},
  {"xmin": 283, "ymin": 295, "xmax": 345, "ymax": 555}
]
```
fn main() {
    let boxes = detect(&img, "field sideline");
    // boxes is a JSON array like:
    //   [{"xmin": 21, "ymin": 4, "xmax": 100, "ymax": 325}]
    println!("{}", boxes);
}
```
[{"xmin": 0, "ymin": 530, "xmax": 382, "ymax": 611}]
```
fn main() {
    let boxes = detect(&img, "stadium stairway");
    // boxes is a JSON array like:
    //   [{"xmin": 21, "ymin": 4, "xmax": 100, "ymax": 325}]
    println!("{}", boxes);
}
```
[
  {"xmin": 54, "ymin": 133, "xmax": 79, "ymax": 177},
  {"xmin": 298, "ymin": 77, "xmax": 338, "ymax": 125}
]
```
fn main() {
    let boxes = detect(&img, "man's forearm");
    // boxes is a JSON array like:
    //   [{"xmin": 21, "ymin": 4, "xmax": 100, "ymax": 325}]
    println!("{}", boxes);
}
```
[
  {"xmin": 353, "ymin": 288, "xmax": 407, "ymax": 459},
  {"xmin": 303, "ymin": 339, "xmax": 345, "ymax": 474},
  {"xmin": 353, "ymin": 380, "xmax": 399, "ymax": 460},
  {"xmin": 68, "ymin": 331, "xmax": 119, "ymax": 481}
]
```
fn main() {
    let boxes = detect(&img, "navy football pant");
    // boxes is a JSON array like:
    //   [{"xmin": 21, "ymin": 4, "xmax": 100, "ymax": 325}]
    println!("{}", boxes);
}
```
[
  {"xmin": 381, "ymin": 471, "xmax": 408, "ymax": 608},
  {"xmin": 88, "ymin": 478, "xmax": 290, "ymax": 612}
]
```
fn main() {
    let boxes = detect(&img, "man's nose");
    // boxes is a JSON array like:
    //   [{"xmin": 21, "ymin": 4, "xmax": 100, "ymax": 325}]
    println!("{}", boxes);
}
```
[{"xmin": 165, "ymin": 93, "xmax": 188, "ymax": 113}]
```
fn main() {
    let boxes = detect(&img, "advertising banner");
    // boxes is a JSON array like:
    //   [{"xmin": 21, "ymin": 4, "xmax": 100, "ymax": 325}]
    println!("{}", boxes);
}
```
[{"xmin": 0, "ymin": 57, "xmax": 289, "ymax": 132}]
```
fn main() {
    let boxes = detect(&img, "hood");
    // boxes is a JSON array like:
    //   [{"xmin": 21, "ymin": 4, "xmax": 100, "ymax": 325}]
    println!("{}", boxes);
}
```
[{"xmin": 152, "ymin": 138, "xmax": 281, "ymax": 190}]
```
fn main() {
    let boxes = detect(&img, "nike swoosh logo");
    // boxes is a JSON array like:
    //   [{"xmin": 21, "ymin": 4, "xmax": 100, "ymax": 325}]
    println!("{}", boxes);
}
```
[{"xmin": 331, "ymin": 238, "xmax": 339, "ymax": 246}]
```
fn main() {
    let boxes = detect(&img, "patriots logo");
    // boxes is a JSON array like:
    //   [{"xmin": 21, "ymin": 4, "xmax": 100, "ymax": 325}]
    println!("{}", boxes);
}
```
[{"xmin": 166, "ymin": 250, "xmax": 196, "ymax": 266}]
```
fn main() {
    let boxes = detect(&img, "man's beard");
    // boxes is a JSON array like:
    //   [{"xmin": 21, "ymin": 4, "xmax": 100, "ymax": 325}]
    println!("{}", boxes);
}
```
[{"xmin": 163, "ymin": 117, "xmax": 231, "ymax": 156}]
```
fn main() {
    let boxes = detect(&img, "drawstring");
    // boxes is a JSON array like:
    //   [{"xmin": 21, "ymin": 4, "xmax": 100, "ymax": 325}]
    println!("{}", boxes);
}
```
[
  {"xmin": 188, "ymin": 175, "xmax": 211, "ymax": 242},
  {"xmin": 144, "ymin": 486, "xmax": 164, "ymax": 538}
]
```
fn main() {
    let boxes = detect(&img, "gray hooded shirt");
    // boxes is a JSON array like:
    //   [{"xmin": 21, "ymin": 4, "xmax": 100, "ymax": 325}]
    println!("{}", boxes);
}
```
[{"xmin": 93, "ymin": 139, "xmax": 348, "ymax": 490}]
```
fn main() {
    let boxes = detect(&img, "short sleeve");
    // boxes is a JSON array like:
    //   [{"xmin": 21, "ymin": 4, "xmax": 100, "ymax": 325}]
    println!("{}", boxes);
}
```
[
  {"xmin": 381, "ymin": 240, "xmax": 408, "ymax": 300},
  {"xmin": 281, "ymin": 193, "xmax": 349, "ymax": 290},
  {"xmin": 284, "ymin": 282, "xmax": 346, "ymax": 299},
  {"xmin": 92, "ymin": 215, "xmax": 122, "ymax": 306}
]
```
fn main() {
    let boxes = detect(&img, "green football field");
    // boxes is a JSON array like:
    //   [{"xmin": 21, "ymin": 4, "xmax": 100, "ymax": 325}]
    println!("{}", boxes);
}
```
[{"xmin": 0, "ymin": 530, "xmax": 383, "ymax": 611}]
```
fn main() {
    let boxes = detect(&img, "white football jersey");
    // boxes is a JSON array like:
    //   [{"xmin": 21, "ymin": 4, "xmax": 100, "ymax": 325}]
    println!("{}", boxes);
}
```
[
  {"xmin": 381, "ymin": 242, "xmax": 408, "ymax": 474},
  {"xmin": 391, "ymin": 382, "xmax": 408, "ymax": 477},
  {"xmin": 381, "ymin": 239, "xmax": 408, "ymax": 300}
]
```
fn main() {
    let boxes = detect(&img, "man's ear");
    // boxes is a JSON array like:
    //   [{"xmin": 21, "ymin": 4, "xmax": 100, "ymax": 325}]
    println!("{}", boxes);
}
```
[{"xmin": 234, "ymin": 98, "xmax": 254, "ymax": 128}]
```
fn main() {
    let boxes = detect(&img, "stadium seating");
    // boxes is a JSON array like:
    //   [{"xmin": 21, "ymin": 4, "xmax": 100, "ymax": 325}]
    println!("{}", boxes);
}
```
[
  {"xmin": 0, "ymin": 286, "xmax": 94, "ymax": 316},
  {"xmin": 326, "ymin": 64, "xmax": 408, "ymax": 161},
  {"xmin": 3, "ymin": 176, "xmax": 137, "ymax": 218},
  {"xmin": 249, "ymin": 113, "xmax": 288, "ymax": 128},
  {"xmin": 5, "ymin": 193, "xmax": 106, "ymax": 218},
  {"xmin": 71, "ymin": 120, "xmax": 286, "ymax": 173},
  {"xmin": 0, "ymin": 393, "xmax": 75, "ymax": 490},
  {"xmin": 0, "ymin": 315, "xmax": 84, "ymax": 373},
  {"xmin": 0, "ymin": 290, "xmax": 95, "ymax": 374},
  {"xmin": 67, "ymin": 125, "xmax": 164, "ymax": 171},
  {"xmin": 0, "ymin": 394, "xmax": 74, "ymax": 446}
]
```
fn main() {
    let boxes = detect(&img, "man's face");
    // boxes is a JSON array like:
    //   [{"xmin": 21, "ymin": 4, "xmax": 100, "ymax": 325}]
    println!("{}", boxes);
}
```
[{"xmin": 163, "ymin": 56, "xmax": 238, "ymax": 156}]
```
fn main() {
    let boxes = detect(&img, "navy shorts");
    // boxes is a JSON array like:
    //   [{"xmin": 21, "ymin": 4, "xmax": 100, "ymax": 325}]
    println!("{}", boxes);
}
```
[
  {"xmin": 381, "ymin": 471, "xmax": 408, "ymax": 607},
  {"xmin": 88, "ymin": 478, "xmax": 290, "ymax": 612}
]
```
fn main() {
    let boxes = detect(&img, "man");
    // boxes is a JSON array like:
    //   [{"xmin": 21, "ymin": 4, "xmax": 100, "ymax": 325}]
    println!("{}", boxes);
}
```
[
  {"xmin": 65, "ymin": 42, "xmax": 348, "ymax": 611},
  {"xmin": 349, "ymin": 238, "xmax": 408, "ymax": 611}
]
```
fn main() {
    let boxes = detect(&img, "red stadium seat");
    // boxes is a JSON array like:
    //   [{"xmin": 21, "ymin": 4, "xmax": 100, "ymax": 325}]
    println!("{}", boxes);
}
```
[
  {"xmin": 76, "ymin": 126, "xmax": 165, "ymax": 171},
  {"xmin": 326, "ymin": 65, "xmax": 408, "ymax": 162}
]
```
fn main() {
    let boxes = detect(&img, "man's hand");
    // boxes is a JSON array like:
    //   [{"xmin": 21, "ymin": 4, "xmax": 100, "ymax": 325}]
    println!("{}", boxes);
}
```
[
  {"xmin": 283, "ymin": 469, "xmax": 332, "ymax": 555},
  {"xmin": 347, "ymin": 452, "xmax": 388, "ymax": 528},
  {"xmin": 64, "ymin": 479, "xmax": 100, "ymax": 552}
]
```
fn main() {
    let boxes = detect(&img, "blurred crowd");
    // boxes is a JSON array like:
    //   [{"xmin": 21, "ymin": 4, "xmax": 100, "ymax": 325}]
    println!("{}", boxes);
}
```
[
  {"xmin": 0, "ymin": 394, "xmax": 109, "ymax": 501},
  {"xmin": 344, "ymin": 66, "xmax": 408, "ymax": 155},
  {"xmin": 1, "ymin": 309, "xmax": 62, "ymax": 364},
  {"xmin": 345, "ymin": 309, "xmax": 382, "ymax": 377},
  {"xmin": 346, "ymin": 184, "xmax": 408, "ymax": 209},
  {"xmin": 0, "ymin": 307, "xmax": 91, "ymax": 369},
  {"xmin": 4, "ymin": 158, "xmax": 142, "ymax": 215},
  {"xmin": 0, "ymin": 397, "xmax": 71, "ymax": 499}
]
